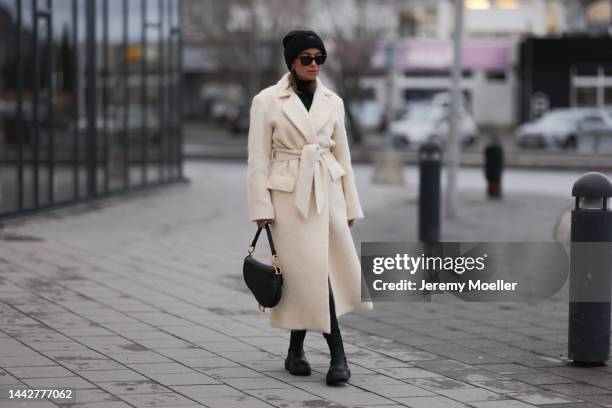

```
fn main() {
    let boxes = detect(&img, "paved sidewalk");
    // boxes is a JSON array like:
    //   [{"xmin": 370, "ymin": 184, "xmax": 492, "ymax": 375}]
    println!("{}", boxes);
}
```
[{"xmin": 0, "ymin": 160, "xmax": 611, "ymax": 408}]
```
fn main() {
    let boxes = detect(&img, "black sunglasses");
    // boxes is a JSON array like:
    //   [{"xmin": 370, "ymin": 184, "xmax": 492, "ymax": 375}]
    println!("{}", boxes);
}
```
[{"xmin": 298, "ymin": 54, "xmax": 327, "ymax": 66}]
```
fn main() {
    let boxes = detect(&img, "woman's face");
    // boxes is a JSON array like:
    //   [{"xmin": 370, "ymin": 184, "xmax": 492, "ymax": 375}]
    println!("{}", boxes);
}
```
[{"xmin": 292, "ymin": 48, "xmax": 324, "ymax": 81}]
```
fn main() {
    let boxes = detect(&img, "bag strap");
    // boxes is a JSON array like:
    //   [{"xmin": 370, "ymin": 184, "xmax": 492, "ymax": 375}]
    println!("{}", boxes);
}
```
[{"xmin": 249, "ymin": 224, "xmax": 277, "ymax": 255}]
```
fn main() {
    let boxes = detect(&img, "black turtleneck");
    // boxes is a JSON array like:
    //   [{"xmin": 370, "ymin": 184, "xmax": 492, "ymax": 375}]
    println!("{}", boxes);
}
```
[{"xmin": 295, "ymin": 76, "xmax": 315, "ymax": 111}]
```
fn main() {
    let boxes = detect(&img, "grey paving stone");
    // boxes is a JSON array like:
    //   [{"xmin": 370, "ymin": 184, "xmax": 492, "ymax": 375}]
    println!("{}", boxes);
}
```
[
  {"xmin": 371, "ymin": 366, "xmax": 443, "ymax": 379},
  {"xmin": 21, "ymin": 376, "xmax": 95, "ymax": 390},
  {"xmin": 506, "ymin": 373, "xmax": 576, "ymax": 386},
  {"xmin": 471, "ymin": 380, "xmax": 543, "ymax": 394},
  {"xmin": 197, "ymin": 366, "xmax": 266, "ymax": 380},
  {"xmin": 391, "ymin": 395, "xmax": 473, "ymax": 407},
  {"xmin": 435, "ymin": 387, "xmax": 507, "ymax": 402},
  {"xmin": 541, "ymin": 382, "xmax": 612, "ymax": 396},
  {"xmin": 136, "ymin": 338, "xmax": 196, "ymax": 349},
  {"xmin": 356, "ymin": 383, "xmax": 436, "ymax": 398},
  {"xmin": 345, "ymin": 356, "xmax": 413, "ymax": 369},
  {"xmin": 245, "ymin": 387, "xmax": 345, "ymax": 407},
  {"xmin": 292, "ymin": 380, "xmax": 398, "ymax": 406},
  {"xmin": 59, "ymin": 359, "xmax": 127, "ymax": 371},
  {"xmin": 261, "ymin": 369, "xmax": 328, "ymax": 383},
  {"xmin": 580, "ymin": 394, "xmax": 612, "ymax": 407},
  {"xmin": 443, "ymin": 369, "xmax": 513, "ymax": 383},
  {"xmin": 348, "ymin": 374, "xmax": 408, "ymax": 386},
  {"xmin": 198, "ymin": 340, "xmax": 265, "ymax": 352},
  {"xmin": 222, "ymin": 377, "xmax": 294, "ymax": 390},
  {"xmin": 540, "ymin": 403, "xmax": 604, "ymax": 408},
  {"xmin": 96, "ymin": 379, "xmax": 172, "ymax": 395},
  {"xmin": 75, "ymin": 369, "xmax": 148, "ymax": 383},
  {"xmin": 169, "ymin": 384, "xmax": 246, "ymax": 398},
  {"xmin": 144, "ymin": 371, "xmax": 222, "ymax": 386},
  {"xmin": 477, "ymin": 364, "xmax": 540, "ymax": 375},
  {"xmin": 156, "ymin": 348, "xmax": 216, "ymax": 359},
  {"xmin": 186, "ymin": 394, "xmax": 274, "ymax": 407},
  {"xmin": 405, "ymin": 377, "xmax": 475, "ymax": 390},
  {"xmin": 178, "ymin": 356, "xmax": 242, "ymax": 368},
  {"xmin": 0, "ymin": 354, "xmax": 58, "ymax": 367},
  {"xmin": 0, "ymin": 401, "xmax": 60, "ymax": 407},
  {"xmin": 0, "ymin": 372, "xmax": 23, "ymax": 385},
  {"xmin": 216, "ymin": 350, "xmax": 280, "ymax": 362},
  {"xmin": 106, "ymin": 352, "xmax": 174, "ymax": 364},
  {"xmin": 41, "ymin": 349, "xmax": 108, "ymax": 362},
  {"xmin": 469, "ymin": 401, "xmax": 538, "ymax": 408},
  {"xmin": 126, "ymin": 362, "xmax": 196, "ymax": 375},
  {"xmin": 413, "ymin": 360, "xmax": 476, "ymax": 372},
  {"xmin": 505, "ymin": 390, "xmax": 582, "ymax": 405},
  {"xmin": 119, "ymin": 391, "xmax": 198, "ymax": 407}
]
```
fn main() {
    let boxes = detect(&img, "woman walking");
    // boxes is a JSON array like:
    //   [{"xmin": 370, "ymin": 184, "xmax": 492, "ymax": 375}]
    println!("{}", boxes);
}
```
[{"xmin": 246, "ymin": 30, "xmax": 373, "ymax": 385}]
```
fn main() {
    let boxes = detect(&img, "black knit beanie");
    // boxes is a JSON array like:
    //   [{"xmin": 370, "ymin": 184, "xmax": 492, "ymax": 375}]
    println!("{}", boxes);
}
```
[{"xmin": 282, "ymin": 30, "xmax": 326, "ymax": 71}]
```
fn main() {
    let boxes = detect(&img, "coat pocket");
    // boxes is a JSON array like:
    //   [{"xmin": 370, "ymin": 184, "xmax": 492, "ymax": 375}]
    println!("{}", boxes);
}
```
[
  {"xmin": 327, "ymin": 161, "xmax": 346, "ymax": 181},
  {"xmin": 266, "ymin": 174, "xmax": 295, "ymax": 192}
]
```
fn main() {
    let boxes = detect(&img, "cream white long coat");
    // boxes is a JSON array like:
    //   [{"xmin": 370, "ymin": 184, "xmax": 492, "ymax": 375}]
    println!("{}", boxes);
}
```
[{"xmin": 246, "ymin": 72, "xmax": 373, "ymax": 334}]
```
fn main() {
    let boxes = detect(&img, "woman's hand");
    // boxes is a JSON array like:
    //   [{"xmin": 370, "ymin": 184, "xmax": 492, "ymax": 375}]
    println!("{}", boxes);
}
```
[
  {"xmin": 256, "ymin": 219, "xmax": 274, "ymax": 228},
  {"xmin": 348, "ymin": 219, "xmax": 355, "ymax": 228}
]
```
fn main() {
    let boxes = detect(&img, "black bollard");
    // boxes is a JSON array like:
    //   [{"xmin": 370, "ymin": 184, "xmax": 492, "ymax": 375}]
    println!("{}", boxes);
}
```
[
  {"xmin": 568, "ymin": 172, "xmax": 612, "ymax": 365},
  {"xmin": 418, "ymin": 142, "xmax": 441, "ymax": 243},
  {"xmin": 484, "ymin": 132, "xmax": 504, "ymax": 199}
]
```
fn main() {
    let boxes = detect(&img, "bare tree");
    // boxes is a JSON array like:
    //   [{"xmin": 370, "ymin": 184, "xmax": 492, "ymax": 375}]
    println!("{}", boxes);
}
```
[
  {"xmin": 308, "ymin": 0, "xmax": 398, "ymax": 144},
  {"xmin": 182, "ymin": 0, "xmax": 394, "ymax": 138}
]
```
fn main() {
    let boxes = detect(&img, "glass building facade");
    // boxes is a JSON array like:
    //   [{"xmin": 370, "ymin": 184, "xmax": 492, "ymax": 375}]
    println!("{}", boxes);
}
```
[{"xmin": 0, "ymin": 0, "xmax": 184, "ymax": 220}]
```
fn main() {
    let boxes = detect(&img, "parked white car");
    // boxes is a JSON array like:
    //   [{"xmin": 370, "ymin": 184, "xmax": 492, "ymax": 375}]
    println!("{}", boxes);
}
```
[
  {"xmin": 389, "ymin": 102, "xmax": 478, "ymax": 149},
  {"xmin": 515, "ymin": 108, "xmax": 612, "ymax": 150}
]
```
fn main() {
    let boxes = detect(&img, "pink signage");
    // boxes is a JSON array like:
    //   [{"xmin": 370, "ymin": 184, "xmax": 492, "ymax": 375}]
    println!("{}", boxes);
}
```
[{"xmin": 372, "ymin": 39, "xmax": 512, "ymax": 70}]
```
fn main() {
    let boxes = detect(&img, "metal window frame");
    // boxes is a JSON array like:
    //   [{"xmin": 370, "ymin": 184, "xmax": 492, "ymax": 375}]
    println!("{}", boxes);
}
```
[{"xmin": 1, "ymin": 0, "xmax": 187, "ymax": 222}]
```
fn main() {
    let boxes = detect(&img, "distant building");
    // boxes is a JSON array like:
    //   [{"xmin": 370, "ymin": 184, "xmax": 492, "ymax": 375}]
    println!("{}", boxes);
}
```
[{"xmin": 363, "ymin": 0, "xmax": 604, "ymax": 127}]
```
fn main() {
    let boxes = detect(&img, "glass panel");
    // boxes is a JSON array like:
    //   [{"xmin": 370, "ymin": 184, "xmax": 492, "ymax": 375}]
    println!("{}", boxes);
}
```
[
  {"xmin": 145, "ymin": 0, "xmax": 161, "ymax": 183},
  {"xmin": 34, "ymin": 1, "xmax": 51, "ymax": 207},
  {"xmin": 129, "ymin": 0, "xmax": 146, "ymax": 185},
  {"xmin": 107, "ymin": 0, "xmax": 127, "ymax": 191},
  {"xmin": 51, "ymin": 0, "xmax": 80, "ymax": 204},
  {"xmin": 0, "ymin": 0, "xmax": 18, "ymax": 214}
]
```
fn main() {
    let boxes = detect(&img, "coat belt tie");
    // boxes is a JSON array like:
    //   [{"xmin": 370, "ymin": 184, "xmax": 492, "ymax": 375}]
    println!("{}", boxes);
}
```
[{"xmin": 271, "ymin": 144, "xmax": 333, "ymax": 219}]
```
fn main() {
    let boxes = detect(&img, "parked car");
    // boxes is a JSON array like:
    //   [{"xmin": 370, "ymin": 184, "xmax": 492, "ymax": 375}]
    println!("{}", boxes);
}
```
[
  {"xmin": 515, "ymin": 108, "xmax": 612, "ymax": 150},
  {"xmin": 389, "ymin": 102, "xmax": 478, "ymax": 149},
  {"xmin": 349, "ymin": 100, "xmax": 384, "ymax": 132}
]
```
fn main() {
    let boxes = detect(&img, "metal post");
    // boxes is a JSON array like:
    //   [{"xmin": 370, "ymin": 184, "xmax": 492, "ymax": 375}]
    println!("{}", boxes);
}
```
[
  {"xmin": 16, "ymin": 0, "xmax": 24, "ymax": 210},
  {"xmin": 384, "ymin": 41, "xmax": 395, "ymax": 150},
  {"xmin": 484, "ymin": 132, "xmax": 503, "ymax": 199},
  {"xmin": 159, "ymin": 0, "xmax": 165, "ymax": 181},
  {"xmin": 419, "ymin": 141, "xmax": 442, "ymax": 243},
  {"xmin": 445, "ymin": 0, "xmax": 463, "ymax": 220},
  {"xmin": 85, "ymin": 0, "xmax": 98, "ymax": 198},
  {"xmin": 102, "ymin": 0, "xmax": 109, "ymax": 193},
  {"xmin": 177, "ymin": 0, "xmax": 184, "ymax": 180},
  {"xmin": 122, "ymin": 0, "xmax": 130, "ymax": 189},
  {"xmin": 46, "ymin": 0, "xmax": 55, "ymax": 204},
  {"xmin": 72, "ymin": 0, "xmax": 79, "ymax": 198},
  {"xmin": 569, "ymin": 172, "xmax": 612, "ymax": 365},
  {"xmin": 141, "ymin": 0, "xmax": 148, "ymax": 184},
  {"xmin": 32, "ymin": 0, "xmax": 40, "ymax": 207}
]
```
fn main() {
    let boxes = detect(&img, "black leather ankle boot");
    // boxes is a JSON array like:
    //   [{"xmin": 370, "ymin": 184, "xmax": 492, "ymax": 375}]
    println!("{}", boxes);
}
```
[
  {"xmin": 324, "ymin": 333, "xmax": 351, "ymax": 384},
  {"xmin": 326, "ymin": 355, "xmax": 351, "ymax": 384},
  {"xmin": 284, "ymin": 347, "xmax": 311, "ymax": 375}
]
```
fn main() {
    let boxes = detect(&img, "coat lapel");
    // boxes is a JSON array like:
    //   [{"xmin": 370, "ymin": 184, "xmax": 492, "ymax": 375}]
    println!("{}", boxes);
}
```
[{"xmin": 276, "ymin": 73, "xmax": 336, "ymax": 144}]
